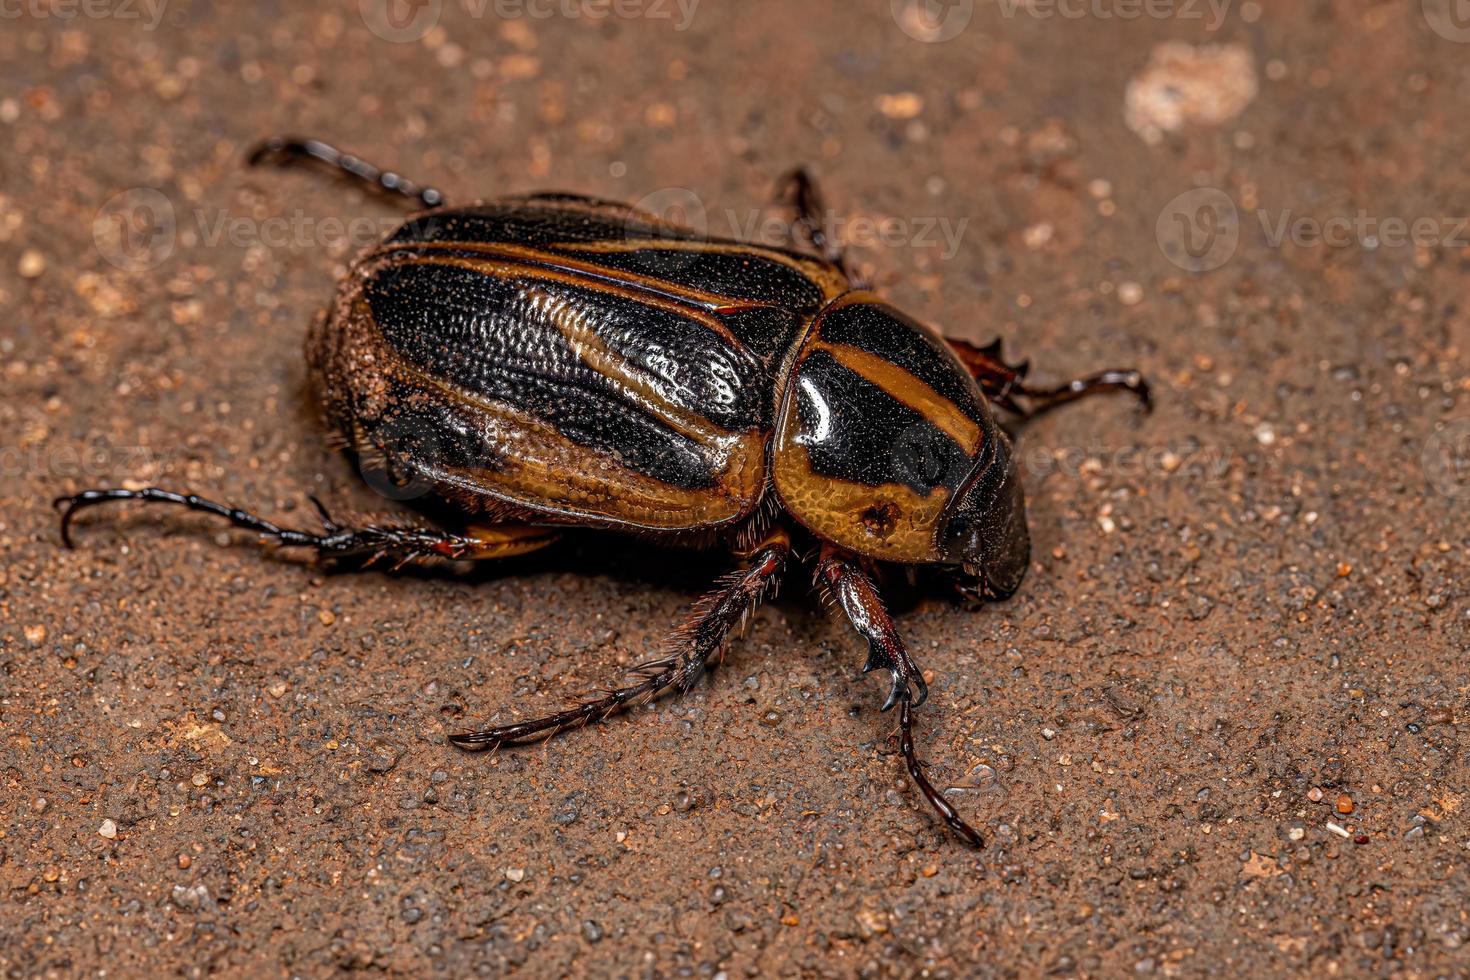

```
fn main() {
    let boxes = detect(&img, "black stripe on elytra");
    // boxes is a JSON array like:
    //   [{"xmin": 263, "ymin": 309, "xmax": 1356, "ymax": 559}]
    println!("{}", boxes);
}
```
[
  {"xmin": 365, "ymin": 260, "xmax": 766, "ymax": 489},
  {"xmin": 793, "ymin": 349, "xmax": 972, "ymax": 496},
  {"xmin": 815, "ymin": 300, "xmax": 988, "ymax": 427},
  {"xmin": 376, "ymin": 245, "xmax": 809, "ymax": 369},
  {"xmin": 389, "ymin": 203, "xmax": 830, "ymax": 312}
]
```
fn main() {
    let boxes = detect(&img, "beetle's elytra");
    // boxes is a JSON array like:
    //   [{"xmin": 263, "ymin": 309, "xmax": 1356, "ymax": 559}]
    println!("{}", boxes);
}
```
[{"xmin": 57, "ymin": 138, "xmax": 1150, "ymax": 845}]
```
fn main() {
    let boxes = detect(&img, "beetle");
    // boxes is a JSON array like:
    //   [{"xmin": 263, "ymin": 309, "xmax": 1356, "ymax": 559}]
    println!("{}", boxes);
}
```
[{"xmin": 56, "ymin": 138, "xmax": 1150, "ymax": 845}]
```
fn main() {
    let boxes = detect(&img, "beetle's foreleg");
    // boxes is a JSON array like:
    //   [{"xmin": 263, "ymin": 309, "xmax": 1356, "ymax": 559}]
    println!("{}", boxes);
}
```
[
  {"xmin": 948, "ymin": 336, "xmax": 1151, "ymax": 418},
  {"xmin": 1011, "ymin": 370, "xmax": 1152, "ymax": 416},
  {"xmin": 817, "ymin": 550, "xmax": 984, "ymax": 848},
  {"xmin": 247, "ymin": 136, "xmax": 447, "ymax": 210},
  {"xmin": 450, "ymin": 536, "xmax": 790, "ymax": 752},
  {"xmin": 53, "ymin": 487, "xmax": 555, "ymax": 566}
]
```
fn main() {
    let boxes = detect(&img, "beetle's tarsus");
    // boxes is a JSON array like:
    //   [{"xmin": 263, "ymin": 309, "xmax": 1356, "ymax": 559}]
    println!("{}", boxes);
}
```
[
  {"xmin": 247, "ymin": 135, "xmax": 447, "ymax": 210},
  {"xmin": 451, "ymin": 539, "xmax": 790, "ymax": 752},
  {"xmin": 899, "ymin": 697, "xmax": 985, "ymax": 848}
]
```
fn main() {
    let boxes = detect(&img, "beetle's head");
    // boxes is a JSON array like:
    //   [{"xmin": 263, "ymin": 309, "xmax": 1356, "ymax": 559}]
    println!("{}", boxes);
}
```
[{"xmin": 938, "ymin": 428, "xmax": 1030, "ymax": 601}]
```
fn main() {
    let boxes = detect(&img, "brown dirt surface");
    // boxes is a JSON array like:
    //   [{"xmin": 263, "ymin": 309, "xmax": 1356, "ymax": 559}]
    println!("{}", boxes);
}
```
[{"xmin": 3, "ymin": 2, "xmax": 1468, "ymax": 976}]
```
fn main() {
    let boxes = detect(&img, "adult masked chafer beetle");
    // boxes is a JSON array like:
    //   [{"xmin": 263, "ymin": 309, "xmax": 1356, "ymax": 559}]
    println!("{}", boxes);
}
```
[{"xmin": 57, "ymin": 138, "xmax": 1150, "ymax": 845}]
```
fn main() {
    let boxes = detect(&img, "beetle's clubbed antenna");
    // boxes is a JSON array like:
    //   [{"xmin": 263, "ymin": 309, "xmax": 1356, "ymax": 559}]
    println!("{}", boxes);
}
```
[
  {"xmin": 450, "ymin": 538, "xmax": 790, "ymax": 751},
  {"xmin": 247, "ymin": 136, "xmax": 447, "ymax": 210},
  {"xmin": 817, "ymin": 549, "xmax": 985, "ymax": 848}
]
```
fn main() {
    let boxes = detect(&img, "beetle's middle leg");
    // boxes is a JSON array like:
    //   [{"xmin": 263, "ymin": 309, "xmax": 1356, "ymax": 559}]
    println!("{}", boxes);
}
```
[
  {"xmin": 773, "ymin": 167, "xmax": 861, "ymax": 283},
  {"xmin": 54, "ymin": 487, "xmax": 556, "ymax": 568},
  {"xmin": 450, "ymin": 533, "xmax": 791, "ymax": 752},
  {"xmin": 817, "ymin": 548, "xmax": 984, "ymax": 847}
]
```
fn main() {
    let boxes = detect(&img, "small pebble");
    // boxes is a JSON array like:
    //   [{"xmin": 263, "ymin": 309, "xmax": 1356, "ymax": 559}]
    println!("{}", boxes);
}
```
[
  {"xmin": 178, "ymin": 855, "xmax": 191, "ymax": 869},
  {"xmin": 1335, "ymin": 793, "xmax": 1354, "ymax": 814},
  {"xmin": 505, "ymin": 867, "xmax": 525, "ymax": 882},
  {"xmin": 98, "ymin": 819, "xmax": 117, "ymax": 839},
  {"xmin": 875, "ymin": 92, "xmax": 924, "ymax": 119},
  {"xmin": 1306, "ymin": 787, "xmax": 1323, "ymax": 802},
  {"xmin": 1118, "ymin": 281, "xmax": 1143, "ymax": 306},
  {"xmin": 191, "ymin": 772, "xmax": 208, "ymax": 787},
  {"xmin": 18, "ymin": 250, "xmax": 45, "ymax": 278}
]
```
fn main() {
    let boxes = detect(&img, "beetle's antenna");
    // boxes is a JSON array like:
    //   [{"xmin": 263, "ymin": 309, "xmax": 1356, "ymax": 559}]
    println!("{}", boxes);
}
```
[{"xmin": 247, "ymin": 136, "xmax": 447, "ymax": 210}]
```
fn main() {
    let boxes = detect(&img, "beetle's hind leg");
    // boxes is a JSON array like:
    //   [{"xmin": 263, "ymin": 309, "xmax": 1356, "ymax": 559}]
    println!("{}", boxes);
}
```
[
  {"xmin": 54, "ymin": 487, "xmax": 555, "ymax": 568},
  {"xmin": 247, "ymin": 136, "xmax": 447, "ymax": 210},
  {"xmin": 450, "ymin": 535, "xmax": 790, "ymax": 752},
  {"xmin": 947, "ymin": 336, "xmax": 1151, "ymax": 419},
  {"xmin": 818, "ymin": 549, "xmax": 984, "ymax": 847}
]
